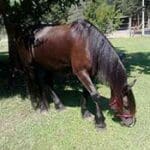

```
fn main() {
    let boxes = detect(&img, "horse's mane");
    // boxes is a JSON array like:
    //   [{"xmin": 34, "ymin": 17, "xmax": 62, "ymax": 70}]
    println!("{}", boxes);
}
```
[{"xmin": 71, "ymin": 19, "xmax": 127, "ymax": 91}]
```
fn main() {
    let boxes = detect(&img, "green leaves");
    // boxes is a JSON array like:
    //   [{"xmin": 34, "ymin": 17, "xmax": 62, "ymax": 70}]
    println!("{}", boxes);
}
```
[
  {"xmin": 2, "ymin": 0, "xmax": 81, "ymax": 28},
  {"xmin": 84, "ymin": 0, "xmax": 122, "ymax": 33},
  {"xmin": 9, "ymin": 0, "xmax": 21, "ymax": 6},
  {"xmin": 113, "ymin": 0, "xmax": 141, "ymax": 16}
]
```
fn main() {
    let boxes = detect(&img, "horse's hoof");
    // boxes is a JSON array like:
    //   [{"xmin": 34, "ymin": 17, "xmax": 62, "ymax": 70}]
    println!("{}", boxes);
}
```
[
  {"xmin": 95, "ymin": 122, "xmax": 106, "ymax": 129},
  {"xmin": 82, "ymin": 110, "xmax": 94, "ymax": 121},
  {"xmin": 83, "ymin": 110, "xmax": 92, "ymax": 118},
  {"xmin": 40, "ymin": 109, "xmax": 49, "ymax": 115},
  {"xmin": 96, "ymin": 127, "xmax": 107, "ymax": 132},
  {"xmin": 55, "ymin": 104, "xmax": 65, "ymax": 112}
]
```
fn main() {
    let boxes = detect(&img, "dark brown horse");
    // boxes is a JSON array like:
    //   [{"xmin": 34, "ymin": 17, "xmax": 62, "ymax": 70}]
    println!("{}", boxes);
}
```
[{"xmin": 16, "ymin": 19, "xmax": 136, "ymax": 128}]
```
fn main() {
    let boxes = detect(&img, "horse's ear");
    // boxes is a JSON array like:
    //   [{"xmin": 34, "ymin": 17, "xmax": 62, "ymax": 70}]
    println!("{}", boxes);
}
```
[
  {"xmin": 128, "ymin": 79, "xmax": 137, "ymax": 89},
  {"xmin": 123, "ymin": 79, "xmax": 136, "ymax": 93}
]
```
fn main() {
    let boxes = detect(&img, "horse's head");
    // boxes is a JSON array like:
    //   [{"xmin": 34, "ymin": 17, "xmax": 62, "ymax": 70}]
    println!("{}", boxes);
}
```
[{"xmin": 110, "ymin": 79, "xmax": 136, "ymax": 127}]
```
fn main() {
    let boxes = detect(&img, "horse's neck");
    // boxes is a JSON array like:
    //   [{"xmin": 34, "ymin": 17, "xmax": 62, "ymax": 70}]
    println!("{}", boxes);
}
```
[
  {"xmin": 110, "ymin": 60, "xmax": 127, "ymax": 94},
  {"xmin": 95, "ymin": 47, "xmax": 127, "ymax": 89}
]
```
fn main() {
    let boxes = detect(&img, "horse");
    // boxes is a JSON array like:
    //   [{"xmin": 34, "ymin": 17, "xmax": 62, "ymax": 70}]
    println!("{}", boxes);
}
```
[{"xmin": 15, "ymin": 19, "xmax": 136, "ymax": 129}]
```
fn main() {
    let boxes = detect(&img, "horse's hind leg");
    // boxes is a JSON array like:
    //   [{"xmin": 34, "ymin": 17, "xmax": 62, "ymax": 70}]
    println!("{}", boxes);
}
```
[
  {"xmin": 81, "ymin": 88, "xmax": 93, "ymax": 118},
  {"xmin": 49, "ymin": 87, "xmax": 65, "ymax": 111},
  {"xmin": 38, "ymin": 86, "xmax": 49, "ymax": 112},
  {"xmin": 36, "ymin": 68, "xmax": 49, "ymax": 112},
  {"xmin": 75, "ymin": 70, "xmax": 106, "ymax": 128},
  {"xmin": 25, "ymin": 66, "xmax": 39, "ymax": 109},
  {"xmin": 46, "ymin": 76, "xmax": 65, "ymax": 111}
]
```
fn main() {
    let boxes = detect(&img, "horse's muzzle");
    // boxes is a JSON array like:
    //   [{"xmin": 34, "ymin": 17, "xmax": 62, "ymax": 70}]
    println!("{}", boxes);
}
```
[{"xmin": 120, "ymin": 116, "xmax": 136, "ymax": 127}]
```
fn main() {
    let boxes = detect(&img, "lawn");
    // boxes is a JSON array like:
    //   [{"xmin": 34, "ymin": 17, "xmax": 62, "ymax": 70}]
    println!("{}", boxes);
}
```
[{"xmin": 0, "ymin": 37, "xmax": 150, "ymax": 150}]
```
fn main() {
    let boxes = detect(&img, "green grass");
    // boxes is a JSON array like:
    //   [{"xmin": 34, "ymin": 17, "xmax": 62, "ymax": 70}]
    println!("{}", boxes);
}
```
[{"xmin": 0, "ymin": 37, "xmax": 150, "ymax": 150}]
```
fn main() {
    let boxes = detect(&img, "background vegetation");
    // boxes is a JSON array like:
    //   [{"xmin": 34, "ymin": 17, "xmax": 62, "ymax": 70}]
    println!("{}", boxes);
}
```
[{"xmin": 84, "ymin": 0, "xmax": 121, "ymax": 33}]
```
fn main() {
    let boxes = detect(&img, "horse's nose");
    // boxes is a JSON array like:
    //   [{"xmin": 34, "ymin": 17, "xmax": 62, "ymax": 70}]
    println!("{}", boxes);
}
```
[{"xmin": 121, "ymin": 117, "xmax": 136, "ymax": 127}]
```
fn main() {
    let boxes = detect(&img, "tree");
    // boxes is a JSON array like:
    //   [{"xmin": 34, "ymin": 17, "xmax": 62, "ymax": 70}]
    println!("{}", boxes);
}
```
[
  {"xmin": 114, "ymin": 0, "xmax": 150, "ymax": 35},
  {"xmin": 0, "ymin": 0, "xmax": 82, "ymax": 86},
  {"xmin": 84, "ymin": 0, "xmax": 122, "ymax": 33},
  {"xmin": 113, "ymin": 0, "xmax": 141, "ymax": 16}
]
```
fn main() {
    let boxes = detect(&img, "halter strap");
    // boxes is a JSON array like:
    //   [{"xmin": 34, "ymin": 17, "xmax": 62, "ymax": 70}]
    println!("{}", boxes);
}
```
[
  {"xmin": 110, "ymin": 97, "xmax": 133, "ymax": 119},
  {"xmin": 116, "ymin": 113, "xmax": 133, "ymax": 119},
  {"xmin": 109, "ymin": 97, "xmax": 122, "ymax": 110}
]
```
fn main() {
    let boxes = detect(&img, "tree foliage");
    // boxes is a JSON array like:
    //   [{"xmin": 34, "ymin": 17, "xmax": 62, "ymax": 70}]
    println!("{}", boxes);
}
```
[
  {"xmin": 84, "ymin": 0, "xmax": 122, "ymax": 33},
  {"xmin": 0, "ymin": 0, "xmax": 83, "ymax": 78},
  {"xmin": 113, "ymin": 0, "xmax": 141, "ymax": 16},
  {"xmin": 0, "ymin": 0, "xmax": 82, "ymax": 29}
]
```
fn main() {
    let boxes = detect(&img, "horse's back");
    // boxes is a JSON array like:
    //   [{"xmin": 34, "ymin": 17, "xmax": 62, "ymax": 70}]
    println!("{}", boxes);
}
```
[
  {"xmin": 33, "ymin": 25, "xmax": 73, "ymax": 71},
  {"xmin": 33, "ymin": 24, "xmax": 92, "ymax": 74}
]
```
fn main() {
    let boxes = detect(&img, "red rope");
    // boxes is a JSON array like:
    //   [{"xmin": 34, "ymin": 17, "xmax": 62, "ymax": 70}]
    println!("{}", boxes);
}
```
[
  {"xmin": 109, "ymin": 97, "xmax": 122, "ymax": 110},
  {"xmin": 116, "ymin": 114, "xmax": 133, "ymax": 119},
  {"xmin": 110, "ymin": 97, "xmax": 133, "ymax": 119}
]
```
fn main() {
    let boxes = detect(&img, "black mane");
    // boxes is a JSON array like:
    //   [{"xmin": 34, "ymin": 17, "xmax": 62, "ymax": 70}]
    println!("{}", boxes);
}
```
[{"xmin": 71, "ymin": 19, "xmax": 127, "ymax": 90}]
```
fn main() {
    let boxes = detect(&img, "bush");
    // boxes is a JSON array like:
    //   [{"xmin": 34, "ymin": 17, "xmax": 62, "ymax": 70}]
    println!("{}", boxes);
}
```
[{"xmin": 84, "ymin": 0, "xmax": 122, "ymax": 33}]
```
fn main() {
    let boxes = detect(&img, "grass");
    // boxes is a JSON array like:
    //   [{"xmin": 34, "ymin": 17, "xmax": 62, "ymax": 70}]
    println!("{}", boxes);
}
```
[{"xmin": 0, "ymin": 37, "xmax": 150, "ymax": 150}]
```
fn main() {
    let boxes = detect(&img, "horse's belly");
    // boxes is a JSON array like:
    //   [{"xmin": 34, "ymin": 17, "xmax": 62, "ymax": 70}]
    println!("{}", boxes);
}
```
[{"xmin": 47, "ymin": 58, "xmax": 71, "ymax": 71}]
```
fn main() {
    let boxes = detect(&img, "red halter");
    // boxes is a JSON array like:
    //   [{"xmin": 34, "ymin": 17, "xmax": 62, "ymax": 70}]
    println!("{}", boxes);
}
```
[
  {"xmin": 116, "ymin": 114, "xmax": 133, "ymax": 119},
  {"xmin": 109, "ymin": 97, "xmax": 122, "ymax": 111},
  {"xmin": 109, "ymin": 97, "xmax": 133, "ymax": 119}
]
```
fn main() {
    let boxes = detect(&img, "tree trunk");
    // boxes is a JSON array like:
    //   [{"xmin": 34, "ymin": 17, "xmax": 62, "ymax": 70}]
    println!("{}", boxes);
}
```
[{"xmin": 2, "ymin": 14, "xmax": 21, "ymax": 87}]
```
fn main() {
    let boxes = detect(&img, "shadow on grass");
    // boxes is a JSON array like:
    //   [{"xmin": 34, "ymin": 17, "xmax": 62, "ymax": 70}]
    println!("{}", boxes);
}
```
[
  {"xmin": 0, "ymin": 52, "xmax": 8, "ymax": 61},
  {"xmin": 56, "ymin": 89, "xmax": 110, "ymax": 110},
  {"xmin": 0, "ymin": 51, "xmax": 112, "ymax": 119},
  {"xmin": 0, "ymin": 59, "xmax": 112, "ymax": 120},
  {"xmin": 0, "ymin": 62, "xmax": 27, "ymax": 100},
  {"xmin": 0, "ymin": 48, "xmax": 149, "ymax": 124},
  {"xmin": 50, "ymin": 89, "xmax": 113, "ymax": 121},
  {"xmin": 125, "ymin": 52, "xmax": 150, "ymax": 75},
  {"xmin": 116, "ymin": 48, "xmax": 150, "ymax": 75}
]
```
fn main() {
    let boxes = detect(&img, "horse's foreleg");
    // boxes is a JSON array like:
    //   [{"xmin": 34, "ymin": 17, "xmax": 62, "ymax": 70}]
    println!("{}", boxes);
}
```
[
  {"xmin": 81, "ymin": 88, "xmax": 93, "ymax": 118},
  {"xmin": 75, "ymin": 70, "xmax": 106, "ymax": 128}
]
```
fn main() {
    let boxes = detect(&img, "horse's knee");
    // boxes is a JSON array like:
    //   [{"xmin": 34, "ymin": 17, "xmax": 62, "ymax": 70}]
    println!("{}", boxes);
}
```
[{"xmin": 91, "ymin": 92, "xmax": 101, "ymax": 103}]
